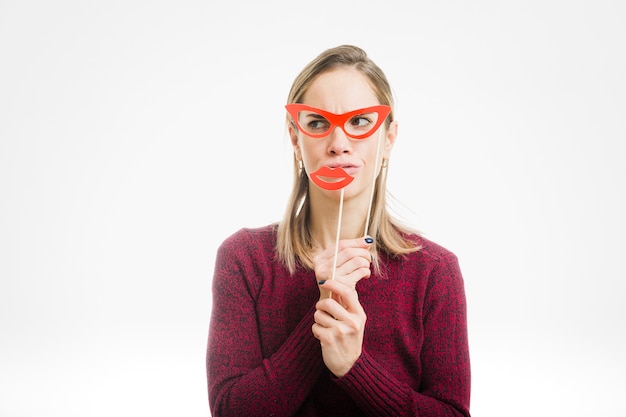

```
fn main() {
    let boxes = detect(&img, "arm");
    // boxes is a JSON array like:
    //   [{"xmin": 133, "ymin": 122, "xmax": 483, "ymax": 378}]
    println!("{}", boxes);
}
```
[
  {"xmin": 333, "ymin": 253, "xmax": 471, "ymax": 417},
  {"xmin": 207, "ymin": 241, "xmax": 324, "ymax": 417}
]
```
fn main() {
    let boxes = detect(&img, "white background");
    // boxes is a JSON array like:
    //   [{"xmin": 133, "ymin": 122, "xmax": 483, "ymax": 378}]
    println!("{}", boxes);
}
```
[{"xmin": 1, "ymin": 1, "xmax": 624, "ymax": 416}]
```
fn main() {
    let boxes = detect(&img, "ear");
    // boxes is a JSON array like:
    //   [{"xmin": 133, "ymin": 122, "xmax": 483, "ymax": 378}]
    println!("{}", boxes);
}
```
[
  {"xmin": 383, "ymin": 120, "xmax": 398, "ymax": 158},
  {"xmin": 288, "ymin": 124, "xmax": 302, "ymax": 160}
]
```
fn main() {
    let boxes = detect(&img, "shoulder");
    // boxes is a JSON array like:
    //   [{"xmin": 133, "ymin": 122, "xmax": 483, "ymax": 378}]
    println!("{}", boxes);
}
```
[
  {"xmin": 397, "ymin": 232, "xmax": 459, "ymax": 265},
  {"xmin": 216, "ymin": 224, "xmax": 278, "ymax": 262},
  {"xmin": 406, "ymin": 235, "xmax": 466, "ymax": 297},
  {"xmin": 412, "ymin": 234, "xmax": 458, "ymax": 264},
  {"xmin": 391, "ymin": 233, "xmax": 464, "ymax": 288},
  {"xmin": 219, "ymin": 224, "xmax": 278, "ymax": 250},
  {"xmin": 213, "ymin": 224, "xmax": 281, "ymax": 288},
  {"xmin": 217, "ymin": 224, "xmax": 276, "ymax": 264}
]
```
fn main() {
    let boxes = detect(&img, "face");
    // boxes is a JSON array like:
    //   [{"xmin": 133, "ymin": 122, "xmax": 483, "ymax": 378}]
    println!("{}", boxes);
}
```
[{"xmin": 289, "ymin": 67, "xmax": 397, "ymax": 201}]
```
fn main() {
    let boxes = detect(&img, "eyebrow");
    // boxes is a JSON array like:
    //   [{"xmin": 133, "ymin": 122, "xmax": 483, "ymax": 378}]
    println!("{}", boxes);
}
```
[{"xmin": 304, "ymin": 113, "xmax": 327, "ymax": 120}]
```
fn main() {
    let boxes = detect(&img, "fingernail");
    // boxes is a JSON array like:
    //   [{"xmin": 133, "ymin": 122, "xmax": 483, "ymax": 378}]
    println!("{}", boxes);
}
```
[
  {"xmin": 317, "ymin": 280, "xmax": 326, "ymax": 285},
  {"xmin": 364, "ymin": 237, "xmax": 374, "ymax": 244}
]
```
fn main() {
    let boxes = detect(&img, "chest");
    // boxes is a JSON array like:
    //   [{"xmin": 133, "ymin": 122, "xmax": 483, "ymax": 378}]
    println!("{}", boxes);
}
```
[{"xmin": 253, "ymin": 265, "xmax": 428, "ymax": 367}]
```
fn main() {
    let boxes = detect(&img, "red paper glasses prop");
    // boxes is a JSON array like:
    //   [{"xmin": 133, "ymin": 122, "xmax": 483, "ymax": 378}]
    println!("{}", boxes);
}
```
[
  {"xmin": 285, "ymin": 104, "xmax": 391, "ymax": 140},
  {"xmin": 287, "ymin": 104, "xmax": 391, "ymax": 191}
]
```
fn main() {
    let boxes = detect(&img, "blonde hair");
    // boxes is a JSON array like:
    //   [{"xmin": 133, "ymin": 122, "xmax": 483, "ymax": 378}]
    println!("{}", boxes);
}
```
[{"xmin": 277, "ymin": 45, "xmax": 420, "ymax": 275}]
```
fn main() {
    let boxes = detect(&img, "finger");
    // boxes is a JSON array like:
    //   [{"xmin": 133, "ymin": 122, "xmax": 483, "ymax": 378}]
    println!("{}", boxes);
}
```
[
  {"xmin": 335, "ymin": 237, "xmax": 374, "ymax": 262},
  {"xmin": 314, "ymin": 237, "xmax": 374, "ymax": 282},
  {"xmin": 311, "ymin": 322, "xmax": 324, "ymax": 340},
  {"xmin": 315, "ymin": 298, "xmax": 350, "ymax": 325},
  {"xmin": 335, "ymin": 247, "xmax": 371, "ymax": 269},
  {"xmin": 316, "ymin": 237, "xmax": 373, "ymax": 262},
  {"xmin": 314, "ymin": 250, "xmax": 370, "ymax": 284},
  {"xmin": 314, "ymin": 307, "xmax": 339, "ymax": 327},
  {"xmin": 339, "ymin": 236, "xmax": 374, "ymax": 250},
  {"xmin": 318, "ymin": 280, "xmax": 363, "ymax": 314},
  {"xmin": 334, "ymin": 256, "xmax": 372, "ymax": 285}
]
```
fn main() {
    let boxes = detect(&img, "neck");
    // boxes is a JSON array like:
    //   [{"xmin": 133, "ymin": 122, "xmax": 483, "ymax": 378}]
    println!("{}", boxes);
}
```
[{"xmin": 309, "ymin": 187, "xmax": 370, "ymax": 251}]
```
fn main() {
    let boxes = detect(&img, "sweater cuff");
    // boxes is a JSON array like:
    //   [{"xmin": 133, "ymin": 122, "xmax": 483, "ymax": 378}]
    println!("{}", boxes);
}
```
[
  {"xmin": 265, "ymin": 305, "xmax": 323, "ymax": 390},
  {"xmin": 334, "ymin": 349, "xmax": 411, "ymax": 416}
]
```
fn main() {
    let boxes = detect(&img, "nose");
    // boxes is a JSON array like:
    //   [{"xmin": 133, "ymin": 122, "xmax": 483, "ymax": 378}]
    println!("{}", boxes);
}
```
[{"xmin": 327, "ymin": 126, "xmax": 351, "ymax": 154}]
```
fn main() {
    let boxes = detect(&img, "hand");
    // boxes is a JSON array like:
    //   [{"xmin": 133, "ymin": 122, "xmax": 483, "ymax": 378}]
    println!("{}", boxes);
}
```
[
  {"xmin": 312, "ymin": 278, "xmax": 367, "ymax": 377},
  {"xmin": 311, "ymin": 237, "xmax": 372, "ymax": 377},
  {"xmin": 313, "ymin": 237, "xmax": 373, "ymax": 301}
]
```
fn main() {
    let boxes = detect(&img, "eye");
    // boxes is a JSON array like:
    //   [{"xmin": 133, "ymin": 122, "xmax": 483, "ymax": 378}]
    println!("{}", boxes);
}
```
[
  {"xmin": 308, "ymin": 120, "xmax": 330, "ymax": 130},
  {"xmin": 348, "ymin": 114, "xmax": 374, "ymax": 130},
  {"xmin": 303, "ymin": 115, "xmax": 331, "ymax": 133}
]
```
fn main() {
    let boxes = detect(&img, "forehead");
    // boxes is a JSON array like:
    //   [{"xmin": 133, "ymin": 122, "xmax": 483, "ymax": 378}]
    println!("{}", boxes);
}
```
[{"xmin": 302, "ymin": 67, "xmax": 379, "ymax": 113}]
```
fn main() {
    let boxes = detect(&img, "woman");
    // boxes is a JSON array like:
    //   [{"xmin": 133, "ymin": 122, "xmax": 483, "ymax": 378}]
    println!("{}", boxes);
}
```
[{"xmin": 207, "ymin": 45, "xmax": 471, "ymax": 417}]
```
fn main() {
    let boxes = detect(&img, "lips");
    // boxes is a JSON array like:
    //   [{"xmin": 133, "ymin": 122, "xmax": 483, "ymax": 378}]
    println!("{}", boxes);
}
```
[{"xmin": 310, "ymin": 166, "xmax": 355, "ymax": 190}]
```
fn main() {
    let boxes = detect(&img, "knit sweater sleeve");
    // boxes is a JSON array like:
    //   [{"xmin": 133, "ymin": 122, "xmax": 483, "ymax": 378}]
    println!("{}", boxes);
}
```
[
  {"xmin": 206, "ymin": 230, "xmax": 324, "ymax": 417},
  {"xmin": 334, "ymin": 252, "xmax": 471, "ymax": 417}
]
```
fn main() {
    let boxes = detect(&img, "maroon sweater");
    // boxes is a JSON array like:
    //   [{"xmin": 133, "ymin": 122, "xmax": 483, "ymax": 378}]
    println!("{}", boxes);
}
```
[{"xmin": 207, "ymin": 225, "xmax": 471, "ymax": 417}]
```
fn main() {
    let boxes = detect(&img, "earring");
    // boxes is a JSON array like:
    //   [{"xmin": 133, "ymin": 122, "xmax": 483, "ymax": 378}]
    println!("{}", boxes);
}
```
[
  {"xmin": 382, "ymin": 158, "xmax": 389, "ymax": 168},
  {"xmin": 297, "ymin": 159, "xmax": 304, "ymax": 174}
]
